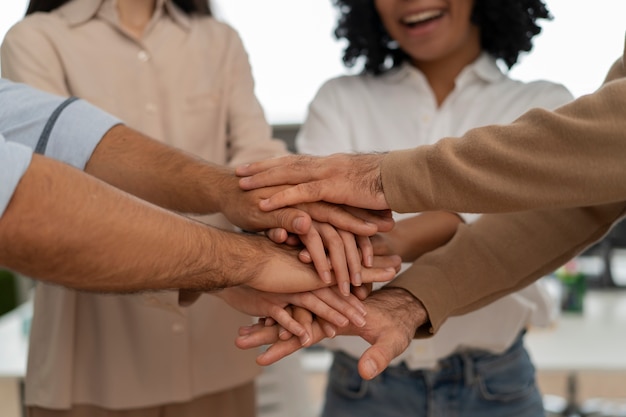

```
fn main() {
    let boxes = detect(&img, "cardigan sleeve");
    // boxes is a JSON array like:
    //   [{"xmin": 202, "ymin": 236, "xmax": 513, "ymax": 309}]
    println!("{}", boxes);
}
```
[{"xmin": 381, "ymin": 56, "xmax": 626, "ymax": 335}]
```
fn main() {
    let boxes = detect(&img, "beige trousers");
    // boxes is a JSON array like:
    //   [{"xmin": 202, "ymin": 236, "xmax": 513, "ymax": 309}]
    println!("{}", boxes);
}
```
[{"xmin": 27, "ymin": 381, "xmax": 256, "ymax": 417}]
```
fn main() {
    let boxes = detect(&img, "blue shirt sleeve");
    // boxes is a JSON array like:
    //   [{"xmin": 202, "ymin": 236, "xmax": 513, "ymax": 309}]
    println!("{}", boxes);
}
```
[
  {"xmin": 0, "ymin": 78, "xmax": 121, "ymax": 218},
  {"xmin": 0, "ymin": 134, "xmax": 33, "ymax": 217}
]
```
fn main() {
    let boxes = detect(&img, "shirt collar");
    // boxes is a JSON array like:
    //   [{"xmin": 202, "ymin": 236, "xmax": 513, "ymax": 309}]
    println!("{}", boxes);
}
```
[
  {"xmin": 383, "ymin": 52, "xmax": 505, "ymax": 86},
  {"xmin": 57, "ymin": 0, "xmax": 191, "ymax": 30}
]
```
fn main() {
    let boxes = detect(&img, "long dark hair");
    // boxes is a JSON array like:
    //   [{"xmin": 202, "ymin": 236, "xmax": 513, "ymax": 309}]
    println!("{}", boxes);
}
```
[
  {"xmin": 334, "ymin": 0, "xmax": 551, "ymax": 75},
  {"xmin": 26, "ymin": 0, "xmax": 211, "ymax": 16}
]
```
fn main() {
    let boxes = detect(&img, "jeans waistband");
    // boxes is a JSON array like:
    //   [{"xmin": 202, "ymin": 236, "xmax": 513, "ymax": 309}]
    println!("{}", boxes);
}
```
[{"xmin": 366, "ymin": 330, "xmax": 527, "ymax": 385}]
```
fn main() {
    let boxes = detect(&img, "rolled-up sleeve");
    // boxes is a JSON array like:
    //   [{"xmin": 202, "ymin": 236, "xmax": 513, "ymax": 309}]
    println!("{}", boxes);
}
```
[
  {"xmin": 0, "ymin": 79, "xmax": 120, "ymax": 169},
  {"xmin": 0, "ymin": 78, "xmax": 121, "ymax": 218},
  {"xmin": 0, "ymin": 135, "xmax": 33, "ymax": 217}
]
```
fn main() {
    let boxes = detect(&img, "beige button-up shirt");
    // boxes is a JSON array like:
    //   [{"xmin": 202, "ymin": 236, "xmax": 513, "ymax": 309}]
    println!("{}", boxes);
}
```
[{"xmin": 1, "ymin": 0, "xmax": 287, "ymax": 409}]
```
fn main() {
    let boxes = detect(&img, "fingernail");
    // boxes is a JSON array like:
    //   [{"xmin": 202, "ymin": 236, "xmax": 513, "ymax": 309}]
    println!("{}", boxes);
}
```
[
  {"xmin": 323, "ymin": 271, "xmax": 332, "ymax": 284},
  {"xmin": 342, "ymin": 282, "xmax": 351, "ymax": 296},
  {"xmin": 323, "ymin": 323, "xmax": 336, "ymax": 338},
  {"xmin": 367, "ymin": 256, "xmax": 373, "ymax": 267},
  {"xmin": 301, "ymin": 334, "xmax": 311, "ymax": 346},
  {"xmin": 353, "ymin": 314, "xmax": 366, "ymax": 328},
  {"xmin": 259, "ymin": 199, "xmax": 270, "ymax": 209},
  {"xmin": 364, "ymin": 359, "xmax": 378, "ymax": 379},
  {"xmin": 353, "ymin": 272, "xmax": 362, "ymax": 286},
  {"xmin": 293, "ymin": 216, "xmax": 306, "ymax": 233}
]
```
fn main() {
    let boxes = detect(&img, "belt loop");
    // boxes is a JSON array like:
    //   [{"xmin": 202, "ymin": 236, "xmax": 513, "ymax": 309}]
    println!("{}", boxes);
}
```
[{"xmin": 461, "ymin": 353, "xmax": 476, "ymax": 386}]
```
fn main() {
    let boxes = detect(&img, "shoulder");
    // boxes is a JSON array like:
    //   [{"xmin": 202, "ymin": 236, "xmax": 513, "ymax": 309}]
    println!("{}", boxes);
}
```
[
  {"xmin": 4, "ymin": 12, "xmax": 67, "ymax": 41},
  {"xmin": 190, "ymin": 16, "xmax": 241, "ymax": 42},
  {"xmin": 498, "ymin": 77, "xmax": 574, "ymax": 108}
]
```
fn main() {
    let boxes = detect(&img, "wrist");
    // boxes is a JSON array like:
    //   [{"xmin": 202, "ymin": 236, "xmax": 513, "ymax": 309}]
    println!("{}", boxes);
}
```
[{"xmin": 378, "ymin": 287, "xmax": 429, "ymax": 336}]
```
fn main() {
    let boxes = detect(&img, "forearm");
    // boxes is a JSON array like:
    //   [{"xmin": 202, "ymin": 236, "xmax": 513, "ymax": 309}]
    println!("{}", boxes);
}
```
[
  {"xmin": 381, "ymin": 79, "xmax": 626, "ymax": 214},
  {"xmin": 387, "ymin": 202, "xmax": 626, "ymax": 334},
  {"xmin": 85, "ymin": 124, "xmax": 233, "ymax": 215},
  {"xmin": 0, "ymin": 154, "xmax": 251, "ymax": 292},
  {"xmin": 389, "ymin": 212, "xmax": 462, "ymax": 261}
]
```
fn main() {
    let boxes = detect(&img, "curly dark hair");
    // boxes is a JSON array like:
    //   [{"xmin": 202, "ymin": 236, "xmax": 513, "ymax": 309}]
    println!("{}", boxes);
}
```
[
  {"xmin": 25, "ymin": 0, "xmax": 211, "ymax": 16},
  {"xmin": 334, "ymin": 0, "xmax": 551, "ymax": 75}
]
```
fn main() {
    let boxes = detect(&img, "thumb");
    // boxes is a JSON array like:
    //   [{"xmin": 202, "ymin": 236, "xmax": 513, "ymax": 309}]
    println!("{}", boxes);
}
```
[
  {"xmin": 357, "ymin": 338, "xmax": 401, "ymax": 380},
  {"xmin": 272, "ymin": 208, "xmax": 312, "ymax": 235}
]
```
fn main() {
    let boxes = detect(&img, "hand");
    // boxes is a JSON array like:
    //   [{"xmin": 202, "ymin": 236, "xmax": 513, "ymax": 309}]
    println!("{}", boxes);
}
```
[
  {"xmin": 290, "ymin": 221, "xmax": 373, "ymax": 295},
  {"xmin": 218, "ymin": 171, "xmax": 391, "ymax": 237},
  {"xmin": 236, "ymin": 153, "xmax": 389, "ymax": 211},
  {"xmin": 263, "ymin": 284, "xmax": 374, "ymax": 343},
  {"xmin": 237, "ymin": 234, "xmax": 399, "ymax": 293},
  {"xmin": 215, "ymin": 285, "xmax": 368, "ymax": 345},
  {"xmin": 236, "ymin": 287, "xmax": 428, "ymax": 380}
]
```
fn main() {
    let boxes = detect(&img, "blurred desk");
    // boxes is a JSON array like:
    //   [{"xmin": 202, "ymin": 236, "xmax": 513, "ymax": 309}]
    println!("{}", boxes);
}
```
[
  {"xmin": 0, "ymin": 301, "xmax": 30, "ymax": 417},
  {"xmin": 525, "ymin": 290, "xmax": 626, "ymax": 371}
]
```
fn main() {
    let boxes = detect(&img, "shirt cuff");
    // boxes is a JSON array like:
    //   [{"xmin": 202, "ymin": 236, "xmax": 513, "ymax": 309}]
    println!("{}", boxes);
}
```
[
  {"xmin": 0, "ymin": 136, "xmax": 33, "ymax": 217},
  {"xmin": 44, "ymin": 99, "xmax": 121, "ymax": 170}
]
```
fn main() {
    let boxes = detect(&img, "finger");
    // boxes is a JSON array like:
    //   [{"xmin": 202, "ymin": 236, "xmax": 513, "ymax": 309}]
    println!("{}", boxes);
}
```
[
  {"xmin": 269, "ymin": 207, "xmax": 312, "ymax": 235},
  {"xmin": 338, "ymin": 229, "xmax": 363, "ymax": 288},
  {"xmin": 298, "ymin": 248, "xmax": 312, "ymax": 264},
  {"xmin": 277, "ymin": 324, "xmax": 291, "ymax": 341},
  {"xmin": 299, "ymin": 225, "xmax": 332, "ymax": 284},
  {"xmin": 256, "ymin": 321, "xmax": 327, "ymax": 366},
  {"xmin": 341, "ymin": 206, "xmax": 396, "ymax": 233},
  {"xmin": 315, "ymin": 223, "xmax": 350, "ymax": 296},
  {"xmin": 285, "ymin": 234, "xmax": 302, "ymax": 246},
  {"xmin": 352, "ymin": 284, "xmax": 372, "ymax": 301},
  {"xmin": 319, "ymin": 317, "xmax": 337, "ymax": 338},
  {"xmin": 358, "ymin": 337, "xmax": 406, "ymax": 380},
  {"xmin": 312, "ymin": 286, "xmax": 368, "ymax": 319},
  {"xmin": 302, "ymin": 202, "xmax": 379, "ymax": 237},
  {"xmin": 235, "ymin": 324, "xmax": 280, "ymax": 350},
  {"xmin": 265, "ymin": 228, "xmax": 288, "ymax": 244},
  {"xmin": 370, "ymin": 234, "xmax": 391, "ymax": 257},
  {"xmin": 268, "ymin": 306, "xmax": 308, "ymax": 341},
  {"xmin": 356, "ymin": 235, "xmax": 374, "ymax": 269},
  {"xmin": 297, "ymin": 289, "xmax": 362, "ymax": 328},
  {"xmin": 256, "ymin": 181, "xmax": 324, "ymax": 211},
  {"xmin": 236, "ymin": 155, "xmax": 314, "ymax": 185},
  {"xmin": 371, "ymin": 254, "xmax": 402, "ymax": 272},
  {"xmin": 360, "ymin": 265, "xmax": 398, "ymax": 284},
  {"xmin": 293, "ymin": 307, "xmax": 314, "ymax": 346}
]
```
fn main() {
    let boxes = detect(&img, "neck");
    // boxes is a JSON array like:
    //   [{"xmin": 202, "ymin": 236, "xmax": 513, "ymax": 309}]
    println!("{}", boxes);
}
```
[
  {"xmin": 414, "ymin": 29, "xmax": 482, "ymax": 106},
  {"xmin": 116, "ymin": 0, "xmax": 157, "ymax": 38}
]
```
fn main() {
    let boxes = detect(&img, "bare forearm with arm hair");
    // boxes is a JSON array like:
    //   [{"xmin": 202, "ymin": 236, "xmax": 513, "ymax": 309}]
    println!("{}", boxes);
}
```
[
  {"xmin": 0, "ymin": 154, "xmax": 259, "ymax": 292},
  {"xmin": 85, "ymin": 124, "xmax": 230, "ymax": 215}
]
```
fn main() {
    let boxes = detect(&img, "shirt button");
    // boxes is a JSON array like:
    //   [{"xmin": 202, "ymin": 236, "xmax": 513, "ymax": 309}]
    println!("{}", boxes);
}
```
[
  {"xmin": 172, "ymin": 323, "xmax": 184, "ymax": 333},
  {"xmin": 145, "ymin": 103, "xmax": 157, "ymax": 113},
  {"xmin": 137, "ymin": 50, "xmax": 150, "ymax": 62}
]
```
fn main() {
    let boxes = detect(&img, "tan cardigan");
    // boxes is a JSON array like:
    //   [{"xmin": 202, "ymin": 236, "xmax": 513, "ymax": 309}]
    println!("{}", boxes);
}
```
[{"xmin": 383, "ymin": 37, "xmax": 626, "ymax": 335}]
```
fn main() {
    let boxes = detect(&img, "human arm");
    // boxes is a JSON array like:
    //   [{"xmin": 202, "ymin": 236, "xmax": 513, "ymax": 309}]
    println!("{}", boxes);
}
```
[
  {"xmin": 386, "ymin": 202, "xmax": 626, "ymax": 335},
  {"xmin": 237, "ymin": 72, "xmax": 626, "ymax": 214},
  {"xmin": 0, "ymin": 149, "xmax": 399, "ymax": 292},
  {"xmin": 371, "ymin": 212, "xmax": 462, "ymax": 262}
]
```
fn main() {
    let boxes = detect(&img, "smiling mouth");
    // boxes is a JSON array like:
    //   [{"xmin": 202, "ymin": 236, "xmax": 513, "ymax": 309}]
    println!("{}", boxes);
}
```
[{"xmin": 402, "ymin": 10, "xmax": 445, "ymax": 28}]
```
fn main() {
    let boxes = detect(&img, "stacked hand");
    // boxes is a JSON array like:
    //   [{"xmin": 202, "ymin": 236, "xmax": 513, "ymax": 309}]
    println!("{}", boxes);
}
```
[
  {"xmin": 235, "ymin": 287, "xmax": 429, "ymax": 380},
  {"xmin": 197, "ymin": 156, "xmax": 433, "ymax": 380}
]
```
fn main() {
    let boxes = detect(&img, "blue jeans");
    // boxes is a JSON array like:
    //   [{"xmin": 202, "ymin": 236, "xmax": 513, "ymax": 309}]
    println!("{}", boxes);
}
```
[{"xmin": 321, "ymin": 333, "xmax": 545, "ymax": 417}]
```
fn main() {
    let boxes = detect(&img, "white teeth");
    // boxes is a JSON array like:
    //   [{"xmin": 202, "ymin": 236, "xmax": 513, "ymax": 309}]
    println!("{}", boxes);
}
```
[{"xmin": 403, "ymin": 10, "xmax": 443, "ymax": 24}]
